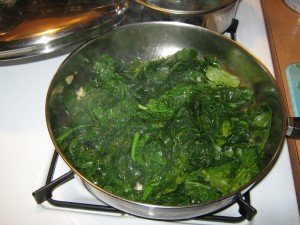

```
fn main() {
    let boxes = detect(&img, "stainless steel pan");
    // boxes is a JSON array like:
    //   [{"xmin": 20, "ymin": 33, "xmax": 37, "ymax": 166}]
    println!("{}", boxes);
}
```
[{"xmin": 35, "ymin": 22, "xmax": 300, "ymax": 220}]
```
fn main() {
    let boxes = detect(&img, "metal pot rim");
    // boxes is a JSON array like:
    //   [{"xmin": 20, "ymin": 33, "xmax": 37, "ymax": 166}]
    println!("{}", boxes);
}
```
[{"xmin": 134, "ymin": 0, "xmax": 239, "ymax": 15}]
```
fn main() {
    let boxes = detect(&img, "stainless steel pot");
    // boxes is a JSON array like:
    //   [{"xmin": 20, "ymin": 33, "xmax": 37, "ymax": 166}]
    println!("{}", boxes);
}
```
[
  {"xmin": 134, "ymin": 0, "xmax": 240, "ymax": 33},
  {"xmin": 41, "ymin": 22, "xmax": 299, "ymax": 220}
]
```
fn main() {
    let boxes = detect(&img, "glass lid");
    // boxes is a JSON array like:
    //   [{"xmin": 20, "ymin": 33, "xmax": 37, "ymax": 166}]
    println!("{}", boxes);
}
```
[
  {"xmin": 135, "ymin": 0, "xmax": 238, "ymax": 14},
  {"xmin": 0, "ymin": 0, "xmax": 128, "ymax": 60}
]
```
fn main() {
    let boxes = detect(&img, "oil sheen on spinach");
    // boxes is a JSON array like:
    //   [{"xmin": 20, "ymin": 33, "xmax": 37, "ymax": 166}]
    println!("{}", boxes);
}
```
[{"xmin": 49, "ymin": 49, "xmax": 272, "ymax": 206}]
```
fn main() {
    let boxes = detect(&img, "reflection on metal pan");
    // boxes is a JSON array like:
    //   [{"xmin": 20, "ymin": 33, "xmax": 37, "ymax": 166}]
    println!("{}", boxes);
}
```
[{"xmin": 0, "ymin": 0, "xmax": 127, "ymax": 61}]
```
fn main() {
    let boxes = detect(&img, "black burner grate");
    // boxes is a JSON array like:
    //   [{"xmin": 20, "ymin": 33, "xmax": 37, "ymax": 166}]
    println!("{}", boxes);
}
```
[{"xmin": 33, "ymin": 150, "xmax": 257, "ymax": 223}]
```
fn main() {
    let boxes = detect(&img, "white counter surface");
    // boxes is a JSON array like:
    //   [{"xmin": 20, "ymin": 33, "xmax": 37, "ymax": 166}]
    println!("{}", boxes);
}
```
[{"xmin": 0, "ymin": 1, "xmax": 299, "ymax": 225}]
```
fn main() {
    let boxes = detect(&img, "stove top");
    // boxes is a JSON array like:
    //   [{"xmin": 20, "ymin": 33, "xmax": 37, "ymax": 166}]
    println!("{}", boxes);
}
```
[
  {"xmin": 33, "ymin": 150, "xmax": 255, "ymax": 223},
  {"xmin": 32, "ymin": 16, "xmax": 251, "ymax": 223},
  {"xmin": 0, "ymin": 0, "xmax": 299, "ymax": 225}
]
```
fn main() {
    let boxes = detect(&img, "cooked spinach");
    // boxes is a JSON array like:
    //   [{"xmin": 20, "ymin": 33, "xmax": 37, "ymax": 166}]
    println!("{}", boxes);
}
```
[{"xmin": 49, "ymin": 49, "xmax": 272, "ymax": 205}]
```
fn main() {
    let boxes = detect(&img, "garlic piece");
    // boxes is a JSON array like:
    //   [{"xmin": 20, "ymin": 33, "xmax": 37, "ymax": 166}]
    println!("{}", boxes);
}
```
[
  {"xmin": 76, "ymin": 87, "xmax": 86, "ymax": 101},
  {"xmin": 65, "ymin": 75, "xmax": 74, "ymax": 84},
  {"xmin": 134, "ymin": 182, "xmax": 143, "ymax": 191}
]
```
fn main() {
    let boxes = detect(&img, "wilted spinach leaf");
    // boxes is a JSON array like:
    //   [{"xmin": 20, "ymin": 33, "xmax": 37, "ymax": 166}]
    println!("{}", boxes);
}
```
[{"xmin": 49, "ymin": 49, "xmax": 272, "ymax": 206}]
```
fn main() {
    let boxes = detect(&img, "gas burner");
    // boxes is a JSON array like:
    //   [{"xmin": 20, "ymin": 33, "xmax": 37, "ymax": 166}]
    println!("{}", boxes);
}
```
[{"xmin": 33, "ymin": 150, "xmax": 256, "ymax": 223}]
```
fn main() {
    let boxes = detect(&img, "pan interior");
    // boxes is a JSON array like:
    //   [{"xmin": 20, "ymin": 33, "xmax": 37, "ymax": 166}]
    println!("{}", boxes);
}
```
[{"xmin": 47, "ymin": 23, "xmax": 285, "ymax": 207}]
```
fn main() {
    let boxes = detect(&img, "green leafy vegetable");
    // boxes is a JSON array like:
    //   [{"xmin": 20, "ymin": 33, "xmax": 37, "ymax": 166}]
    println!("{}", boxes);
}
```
[
  {"xmin": 49, "ymin": 49, "xmax": 272, "ymax": 206},
  {"xmin": 206, "ymin": 66, "xmax": 240, "ymax": 87}
]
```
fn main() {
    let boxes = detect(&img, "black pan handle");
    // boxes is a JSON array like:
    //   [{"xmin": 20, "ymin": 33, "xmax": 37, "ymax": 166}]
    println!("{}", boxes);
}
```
[
  {"xmin": 286, "ymin": 117, "xmax": 300, "ymax": 138},
  {"xmin": 32, "ymin": 171, "xmax": 74, "ymax": 204}
]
